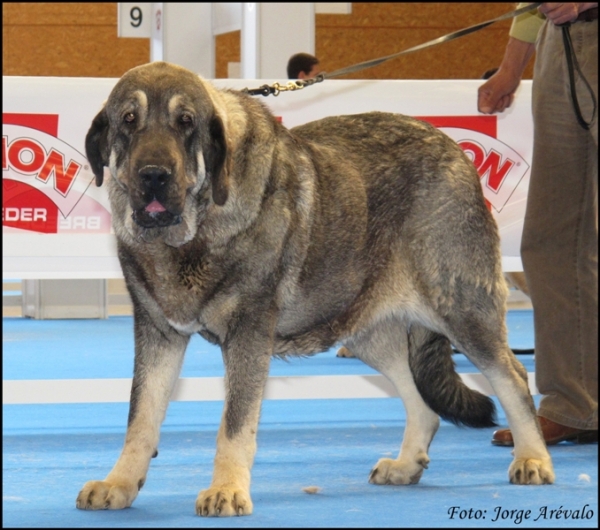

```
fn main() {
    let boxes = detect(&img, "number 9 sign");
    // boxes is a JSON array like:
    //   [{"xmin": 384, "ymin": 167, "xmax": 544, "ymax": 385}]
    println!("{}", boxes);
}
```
[{"xmin": 118, "ymin": 3, "xmax": 151, "ymax": 38}]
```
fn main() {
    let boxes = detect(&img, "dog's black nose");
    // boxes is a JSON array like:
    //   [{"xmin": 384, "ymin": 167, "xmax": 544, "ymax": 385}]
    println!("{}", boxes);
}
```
[{"xmin": 139, "ymin": 166, "xmax": 170, "ymax": 190}]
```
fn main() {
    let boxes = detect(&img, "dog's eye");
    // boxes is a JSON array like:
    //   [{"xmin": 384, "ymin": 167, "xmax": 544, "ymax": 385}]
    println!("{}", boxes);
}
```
[
  {"xmin": 179, "ymin": 113, "xmax": 194, "ymax": 126},
  {"xmin": 124, "ymin": 112, "xmax": 136, "ymax": 124}
]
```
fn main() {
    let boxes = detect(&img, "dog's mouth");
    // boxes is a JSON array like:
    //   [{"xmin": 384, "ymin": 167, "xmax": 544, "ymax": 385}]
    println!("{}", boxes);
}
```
[{"xmin": 132, "ymin": 199, "xmax": 182, "ymax": 228}]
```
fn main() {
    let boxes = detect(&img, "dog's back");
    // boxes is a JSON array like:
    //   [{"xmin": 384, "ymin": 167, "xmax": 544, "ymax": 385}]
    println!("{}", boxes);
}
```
[{"xmin": 274, "ymin": 112, "xmax": 505, "ymax": 347}]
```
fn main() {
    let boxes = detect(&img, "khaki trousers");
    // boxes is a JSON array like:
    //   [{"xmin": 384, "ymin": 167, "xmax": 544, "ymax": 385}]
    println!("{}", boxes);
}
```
[{"xmin": 522, "ymin": 18, "xmax": 598, "ymax": 429}]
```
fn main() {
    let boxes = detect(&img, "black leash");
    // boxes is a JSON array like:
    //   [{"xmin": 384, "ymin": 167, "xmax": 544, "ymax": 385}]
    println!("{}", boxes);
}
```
[
  {"xmin": 560, "ymin": 23, "xmax": 597, "ymax": 130},
  {"xmin": 453, "ymin": 347, "xmax": 534, "ymax": 355},
  {"xmin": 243, "ymin": 2, "xmax": 542, "ymax": 97}
]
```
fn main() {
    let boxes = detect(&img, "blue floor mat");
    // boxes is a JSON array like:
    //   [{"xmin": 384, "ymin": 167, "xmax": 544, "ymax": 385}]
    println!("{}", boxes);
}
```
[
  {"xmin": 2, "ymin": 399, "xmax": 598, "ymax": 528},
  {"xmin": 3, "ymin": 311, "xmax": 597, "ymax": 527}
]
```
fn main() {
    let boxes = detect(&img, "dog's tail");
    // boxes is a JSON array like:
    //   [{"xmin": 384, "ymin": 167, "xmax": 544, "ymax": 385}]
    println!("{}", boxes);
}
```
[{"xmin": 408, "ymin": 327, "xmax": 497, "ymax": 427}]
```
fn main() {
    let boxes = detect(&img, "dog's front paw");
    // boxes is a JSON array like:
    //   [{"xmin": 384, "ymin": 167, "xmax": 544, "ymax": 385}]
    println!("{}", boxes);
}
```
[
  {"xmin": 369, "ymin": 455, "xmax": 429, "ymax": 485},
  {"xmin": 509, "ymin": 458, "xmax": 555, "ymax": 485},
  {"xmin": 76, "ymin": 479, "xmax": 139, "ymax": 510},
  {"xmin": 196, "ymin": 486, "xmax": 253, "ymax": 516}
]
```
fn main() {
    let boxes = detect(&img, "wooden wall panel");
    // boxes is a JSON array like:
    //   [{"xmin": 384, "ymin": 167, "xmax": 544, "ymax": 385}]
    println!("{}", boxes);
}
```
[
  {"xmin": 215, "ymin": 31, "xmax": 241, "ymax": 79},
  {"xmin": 316, "ymin": 2, "xmax": 532, "ymax": 80},
  {"xmin": 2, "ymin": 2, "xmax": 149, "ymax": 77},
  {"xmin": 3, "ymin": 2, "xmax": 114, "ymax": 25},
  {"xmin": 317, "ymin": 25, "xmax": 513, "ymax": 80},
  {"xmin": 3, "ymin": 3, "xmax": 533, "ymax": 80}
]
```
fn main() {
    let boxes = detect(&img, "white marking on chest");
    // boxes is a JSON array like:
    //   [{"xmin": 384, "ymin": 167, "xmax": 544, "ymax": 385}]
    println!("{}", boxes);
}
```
[{"xmin": 167, "ymin": 318, "xmax": 204, "ymax": 335}]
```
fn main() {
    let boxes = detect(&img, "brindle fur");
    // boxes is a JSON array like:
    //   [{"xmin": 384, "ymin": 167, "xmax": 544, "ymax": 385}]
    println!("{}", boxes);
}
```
[{"xmin": 76, "ymin": 62, "xmax": 554, "ymax": 517}]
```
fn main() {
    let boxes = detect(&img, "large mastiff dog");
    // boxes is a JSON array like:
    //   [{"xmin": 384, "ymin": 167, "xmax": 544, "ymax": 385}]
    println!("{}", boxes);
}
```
[{"xmin": 77, "ymin": 62, "xmax": 554, "ymax": 516}]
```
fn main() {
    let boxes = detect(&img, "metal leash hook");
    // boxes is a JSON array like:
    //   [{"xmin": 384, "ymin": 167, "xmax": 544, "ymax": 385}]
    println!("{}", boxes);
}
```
[
  {"xmin": 268, "ymin": 75, "xmax": 325, "ymax": 97},
  {"xmin": 270, "ymin": 81, "xmax": 297, "ymax": 96},
  {"xmin": 242, "ymin": 74, "xmax": 325, "ymax": 97}
]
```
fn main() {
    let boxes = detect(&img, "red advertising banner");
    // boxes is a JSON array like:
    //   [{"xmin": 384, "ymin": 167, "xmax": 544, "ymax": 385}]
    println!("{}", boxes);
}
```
[
  {"xmin": 418, "ymin": 115, "xmax": 529, "ymax": 214},
  {"xmin": 3, "ymin": 113, "xmax": 111, "ymax": 234}
]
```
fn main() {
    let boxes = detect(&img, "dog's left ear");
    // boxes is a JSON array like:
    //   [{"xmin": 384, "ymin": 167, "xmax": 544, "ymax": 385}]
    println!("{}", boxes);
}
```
[
  {"xmin": 206, "ymin": 114, "xmax": 230, "ymax": 206},
  {"xmin": 85, "ymin": 108, "xmax": 109, "ymax": 187}
]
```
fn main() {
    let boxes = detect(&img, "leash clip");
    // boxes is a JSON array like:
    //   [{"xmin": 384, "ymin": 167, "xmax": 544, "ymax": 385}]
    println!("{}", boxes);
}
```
[
  {"xmin": 243, "ymin": 74, "xmax": 324, "ymax": 97},
  {"xmin": 271, "ymin": 81, "xmax": 304, "ymax": 96}
]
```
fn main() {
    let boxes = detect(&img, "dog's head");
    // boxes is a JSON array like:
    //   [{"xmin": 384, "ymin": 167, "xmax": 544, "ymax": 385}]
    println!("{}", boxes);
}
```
[{"xmin": 85, "ymin": 62, "xmax": 230, "ymax": 246}]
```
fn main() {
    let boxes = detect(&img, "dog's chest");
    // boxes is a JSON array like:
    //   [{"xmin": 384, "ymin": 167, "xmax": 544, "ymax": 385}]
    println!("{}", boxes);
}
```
[
  {"xmin": 156, "ymin": 279, "xmax": 234, "ymax": 341},
  {"xmin": 140, "ymin": 249, "xmax": 236, "ymax": 339}
]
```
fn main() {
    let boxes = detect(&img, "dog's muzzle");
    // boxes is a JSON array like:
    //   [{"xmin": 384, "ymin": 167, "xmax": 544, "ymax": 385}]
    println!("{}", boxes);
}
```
[{"xmin": 132, "ymin": 165, "xmax": 183, "ymax": 228}]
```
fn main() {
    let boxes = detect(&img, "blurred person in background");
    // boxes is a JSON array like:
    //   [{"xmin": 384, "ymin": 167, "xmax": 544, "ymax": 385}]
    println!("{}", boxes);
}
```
[{"xmin": 287, "ymin": 52, "xmax": 321, "ymax": 80}]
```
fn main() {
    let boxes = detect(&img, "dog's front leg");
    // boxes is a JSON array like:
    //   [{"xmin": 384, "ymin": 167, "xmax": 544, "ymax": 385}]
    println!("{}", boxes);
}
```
[
  {"xmin": 196, "ymin": 309, "xmax": 274, "ymax": 517},
  {"xmin": 76, "ymin": 310, "xmax": 189, "ymax": 510}
]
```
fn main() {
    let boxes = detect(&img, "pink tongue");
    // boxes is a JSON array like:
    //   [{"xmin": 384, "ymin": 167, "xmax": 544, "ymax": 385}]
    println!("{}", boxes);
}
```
[{"xmin": 145, "ymin": 200, "xmax": 166, "ymax": 213}]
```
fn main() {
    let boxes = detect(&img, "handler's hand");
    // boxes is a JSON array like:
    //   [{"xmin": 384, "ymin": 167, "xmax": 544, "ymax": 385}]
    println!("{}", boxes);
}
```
[
  {"xmin": 538, "ymin": 3, "xmax": 581, "ymax": 25},
  {"xmin": 477, "ymin": 69, "xmax": 521, "ymax": 114}
]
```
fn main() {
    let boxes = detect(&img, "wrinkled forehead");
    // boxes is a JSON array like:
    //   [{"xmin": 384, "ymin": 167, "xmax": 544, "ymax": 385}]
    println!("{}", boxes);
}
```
[{"xmin": 106, "ymin": 64, "xmax": 212, "ymax": 117}]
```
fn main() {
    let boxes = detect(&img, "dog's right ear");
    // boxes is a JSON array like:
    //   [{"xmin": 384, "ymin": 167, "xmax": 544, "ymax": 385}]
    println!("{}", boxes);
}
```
[{"xmin": 85, "ymin": 109, "xmax": 109, "ymax": 187}]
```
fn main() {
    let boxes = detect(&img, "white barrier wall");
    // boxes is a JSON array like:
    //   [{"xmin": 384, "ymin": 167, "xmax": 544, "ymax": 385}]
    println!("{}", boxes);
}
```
[{"xmin": 2, "ymin": 76, "xmax": 533, "ymax": 279}]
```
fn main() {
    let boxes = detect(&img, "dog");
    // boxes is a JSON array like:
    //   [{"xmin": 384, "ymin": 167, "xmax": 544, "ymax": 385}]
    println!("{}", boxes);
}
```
[{"xmin": 76, "ymin": 62, "xmax": 554, "ymax": 517}]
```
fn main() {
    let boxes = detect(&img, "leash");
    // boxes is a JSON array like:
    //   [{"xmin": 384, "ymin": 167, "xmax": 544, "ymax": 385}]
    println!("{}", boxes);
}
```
[
  {"xmin": 243, "ymin": 2, "xmax": 542, "ymax": 97},
  {"xmin": 560, "ymin": 22, "xmax": 597, "ymax": 130}
]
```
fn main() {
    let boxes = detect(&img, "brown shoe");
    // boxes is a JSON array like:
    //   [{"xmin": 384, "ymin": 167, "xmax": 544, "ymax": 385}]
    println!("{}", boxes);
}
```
[{"xmin": 492, "ymin": 416, "xmax": 598, "ymax": 446}]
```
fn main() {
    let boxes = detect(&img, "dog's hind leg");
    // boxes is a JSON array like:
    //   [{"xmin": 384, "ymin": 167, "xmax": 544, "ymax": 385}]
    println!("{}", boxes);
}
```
[
  {"xmin": 347, "ymin": 318, "xmax": 440, "ymax": 485},
  {"xmin": 76, "ymin": 306, "xmax": 190, "ymax": 510},
  {"xmin": 445, "ymin": 299, "xmax": 555, "ymax": 485},
  {"xmin": 483, "ymin": 356, "xmax": 554, "ymax": 485}
]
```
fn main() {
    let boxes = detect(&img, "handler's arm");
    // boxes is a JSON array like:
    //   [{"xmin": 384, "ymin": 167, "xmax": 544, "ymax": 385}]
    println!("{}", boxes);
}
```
[
  {"xmin": 477, "ymin": 37, "xmax": 535, "ymax": 115},
  {"xmin": 477, "ymin": 1, "xmax": 542, "ymax": 114}
]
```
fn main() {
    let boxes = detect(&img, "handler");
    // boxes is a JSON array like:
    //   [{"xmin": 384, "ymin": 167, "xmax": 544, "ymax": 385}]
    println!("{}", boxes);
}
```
[{"xmin": 478, "ymin": 2, "xmax": 598, "ymax": 445}]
